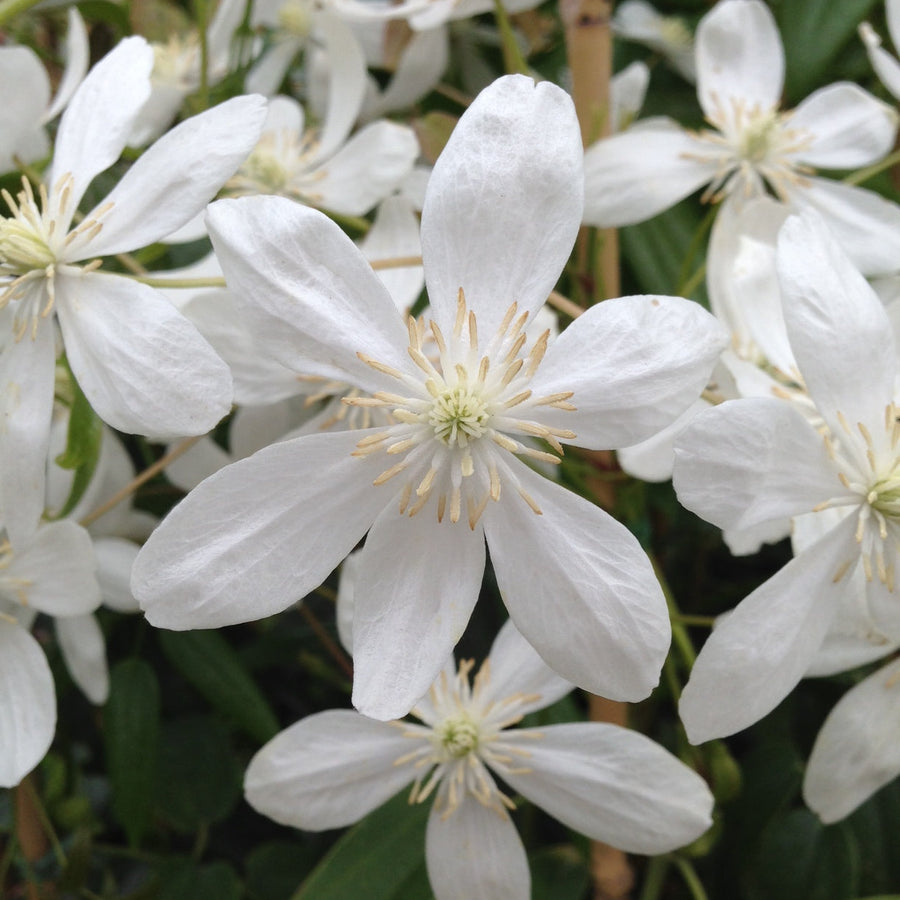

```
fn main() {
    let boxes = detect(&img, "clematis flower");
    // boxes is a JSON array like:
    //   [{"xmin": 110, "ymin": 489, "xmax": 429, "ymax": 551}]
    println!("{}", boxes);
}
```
[
  {"xmin": 612, "ymin": 0, "xmax": 695, "ymax": 82},
  {"xmin": 672, "ymin": 213, "xmax": 900, "ymax": 743},
  {"xmin": 133, "ymin": 74, "xmax": 726, "ymax": 721},
  {"xmin": 583, "ymin": 0, "xmax": 900, "ymax": 276},
  {"xmin": 244, "ymin": 620, "xmax": 714, "ymax": 900},
  {"xmin": 0, "ymin": 36, "xmax": 266, "ymax": 550},
  {"xmin": 860, "ymin": 0, "xmax": 900, "ymax": 100}
]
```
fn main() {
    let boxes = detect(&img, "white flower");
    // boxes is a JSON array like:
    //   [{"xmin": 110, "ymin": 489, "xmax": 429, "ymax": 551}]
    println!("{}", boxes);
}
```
[
  {"xmin": 132, "ymin": 74, "xmax": 726, "ymax": 721},
  {"xmin": 672, "ymin": 213, "xmax": 900, "ymax": 743},
  {"xmin": 860, "ymin": 0, "xmax": 900, "ymax": 100},
  {"xmin": 244, "ymin": 620, "xmax": 714, "ymax": 900},
  {"xmin": 612, "ymin": 0, "xmax": 695, "ymax": 82},
  {"xmin": 583, "ymin": 0, "xmax": 900, "ymax": 276},
  {"xmin": 0, "ymin": 36, "xmax": 266, "ymax": 549}
]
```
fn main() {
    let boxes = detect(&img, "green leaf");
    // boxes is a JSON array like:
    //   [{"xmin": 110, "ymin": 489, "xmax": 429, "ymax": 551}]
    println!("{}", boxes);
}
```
[
  {"xmin": 156, "ymin": 715, "xmax": 242, "ymax": 832},
  {"xmin": 53, "ymin": 370, "xmax": 104, "ymax": 518},
  {"xmin": 105, "ymin": 659, "xmax": 161, "ymax": 847},
  {"xmin": 156, "ymin": 861, "xmax": 242, "ymax": 900},
  {"xmin": 246, "ymin": 841, "xmax": 321, "ymax": 900},
  {"xmin": 292, "ymin": 789, "xmax": 430, "ymax": 900},
  {"xmin": 158, "ymin": 629, "xmax": 280, "ymax": 743},
  {"xmin": 531, "ymin": 845, "xmax": 590, "ymax": 900}
]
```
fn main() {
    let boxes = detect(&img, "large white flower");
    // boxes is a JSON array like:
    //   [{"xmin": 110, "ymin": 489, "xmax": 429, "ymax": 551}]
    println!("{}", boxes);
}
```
[
  {"xmin": 583, "ymin": 0, "xmax": 900, "ymax": 276},
  {"xmin": 0, "ymin": 36, "xmax": 266, "ymax": 549},
  {"xmin": 672, "ymin": 213, "xmax": 900, "ymax": 743},
  {"xmin": 244, "ymin": 620, "xmax": 714, "ymax": 900},
  {"xmin": 132, "ymin": 74, "xmax": 726, "ymax": 721}
]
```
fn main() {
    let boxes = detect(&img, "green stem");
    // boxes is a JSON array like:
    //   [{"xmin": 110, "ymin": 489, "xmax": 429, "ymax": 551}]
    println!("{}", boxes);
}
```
[
  {"xmin": 671, "ymin": 855, "xmax": 709, "ymax": 900},
  {"xmin": 671, "ymin": 614, "xmax": 716, "ymax": 628},
  {"xmin": 131, "ymin": 275, "xmax": 228, "ymax": 289},
  {"xmin": 195, "ymin": 0, "xmax": 211, "ymax": 110},
  {"xmin": 679, "ymin": 261, "xmax": 707, "ymax": 300},
  {"xmin": 676, "ymin": 206, "xmax": 716, "ymax": 296},
  {"xmin": 638, "ymin": 856, "xmax": 670, "ymax": 900},
  {"xmin": 492, "ymin": 0, "xmax": 530, "ymax": 75},
  {"xmin": 0, "ymin": 0, "xmax": 41, "ymax": 28},
  {"xmin": 843, "ymin": 146, "xmax": 900, "ymax": 186},
  {"xmin": 651, "ymin": 555, "xmax": 696, "ymax": 671}
]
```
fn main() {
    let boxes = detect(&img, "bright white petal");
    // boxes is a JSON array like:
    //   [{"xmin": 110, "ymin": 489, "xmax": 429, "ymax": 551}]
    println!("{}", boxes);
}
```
[
  {"xmin": 351, "ymin": 510, "xmax": 485, "ymax": 721},
  {"xmin": 679, "ymin": 515, "xmax": 856, "ymax": 743},
  {"xmin": 245, "ymin": 710, "xmax": 415, "ymax": 829},
  {"xmin": 133, "ymin": 429, "xmax": 389, "ymax": 629},
  {"xmin": 93, "ymin": 537, "xmax": 142, "ymax": 612},
  {"xmin": 0, "ymin": 622, "xmax": 55, "ymax": 788},
  {"xmin": 245, "ymin": 37, "xmax": 302, "ymax": 96},
  {"xmin": 55, "ymin": 271, "xmax": 233, "ymax": 438},
  {"xmin": 425, "ymin": 799, "xmax": 529, "ymax": 900},
  {"xmin": 582, "ymin": 120, "xmax": 714, "ymax": 227},
  {"xmin": 420, "ymin": 75, "xmax": 583, "ymax": 342},
  {"xmin": 610, "ymin": 61, "xmax": 650, "ymax": 131},
  {"xmin": 529, "ymin": 295, "xmax": 727, "ymax": 449},
  {"xmin": 695, "ymin": 0, "xmax": 783, "ymax": 119},
  {"xmin": 0, "ymin": 47, "xmax": 50, "ymax": 171},
  {"xmin": 673, "ymin": 398, "xmax": 840, "ymax": 533},
  {"xmin": 502, "ymin": 723, "xmax": 713, "ymax": 853},
  {"xmin": 859, "ymin": 21, "xmax": 900, "ymax": 101},
  {"xmin": 44, "ymin": 8, "xmax": 91, "ymax": 123},
  {"xmin": 207, "ymin": 196, "xmax": 416, "ymax": 392},
  {"xmin": 484, "ymin": 463, "xmax": 670, "ymax": 702},
  {"xmin": 50, "ymin": 37, "xmax": 153, "ymax": 211},
  {"xmin": 77, "ymin": 95, "xmax": 267, "ymax": 258},
  {"xmin": 804, "ymin": 657, "xmax": 900, "ymax": 822},
  {"xmin": 56, "ymin": 614, "xmax": 108, "ymax": 704},
  {"xmin": 791, "ymin": 83, "xmax": 898, "ymax": 169}
]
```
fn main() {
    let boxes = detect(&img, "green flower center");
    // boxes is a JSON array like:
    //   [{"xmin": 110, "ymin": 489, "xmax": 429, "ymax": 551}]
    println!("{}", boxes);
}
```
[
  {"xmin": 428, "ymin": 385, "xmax": 491, "ymax": 448},
  {"xmin": 436, "ymin": 713, "xmax": 480, "ymax": 759}
]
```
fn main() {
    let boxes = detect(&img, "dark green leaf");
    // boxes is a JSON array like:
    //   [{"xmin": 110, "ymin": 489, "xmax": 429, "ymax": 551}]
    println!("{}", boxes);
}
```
[
  {"xmin": 246, "ymin": 841, "xmax": 320, "ymax": 900},
  {"xmin": 158, "ymin": 629, "xmax": 280, "ymax": 743},
  {"xmin": 531, "ymin": 844, "xmax": 590, "ymax": 900},
  {"xmin": 54, "ymin": 371, "xmax": 104, "ymax": 518},
  {"xmin": 105, "ymin": 659, "xmax": 161, "ymax": 846},
  {"xmin": 157, "ymin": 861, "xmax": 242, "ymax": 900}
]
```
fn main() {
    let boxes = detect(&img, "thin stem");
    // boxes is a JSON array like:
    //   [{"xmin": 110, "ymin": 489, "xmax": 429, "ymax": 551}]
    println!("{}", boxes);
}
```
[
  {"xmin": 300, "ymin": 603, "xmax": 353, "ymax": 680},
  {"xmin": 671, "ymin": 614, "xmax": 715, "ymax": 628},
  {"xmin": 492, "ymin": 0, "xmax": 530, "ymax": 75},
  {"xmin": 675, "ymin": 206, "xmax": 716, "ymax": 296},
  {"xmin": 195, "ymin": 0, "xmax": 210, "ymax": 110},
  {"xmin": 0, "ymin": 0, "xmax": 42, "ymax": 27},
  {"xmin": 671, "ymin": 855, "xmax": 709, "ymax": 900},
  {"xmin": 843, "ymin": 146, "xmax": 900, "ymax": 186},
  {"xmin": 638, "ymin": 856, "xmax": 670, "ymax": 900},
  {"xmin": 434, "ymin": 83, "xmax": 473, "ymax": 108},
  {"xmin": 369, "ymin": 255, "xmax": 423, "ymax": 270},
  {"xmin": 547, "ymin": 289, "xmax": 585, "ymax": 319},
  {"xmin": 133, "ymin": 275, "xmax": 228, "ymax": 289},
  {"xmin": 679, "ymin": 261, "xmax": 707, "ymax": 300},
  {"xmin": 79, "ymin": 434, "xmax": 205, "ymax": 528},
  {"xmin": 21, "ymin": 780, "xmax": 66, "ymax": 870},
  {"xmin": 651, "ymin": 555, "xmax": 696, "ymax": 672}
]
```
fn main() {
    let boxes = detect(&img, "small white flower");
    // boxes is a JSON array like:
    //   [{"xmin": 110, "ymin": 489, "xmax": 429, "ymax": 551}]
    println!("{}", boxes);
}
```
[
  {"xmin": 612, "ymin": 0, "xmax": 695, "ymax": 82},
  {"xmin": 244, "ymin": 620, "xmax": 714, "ymax": 900}
]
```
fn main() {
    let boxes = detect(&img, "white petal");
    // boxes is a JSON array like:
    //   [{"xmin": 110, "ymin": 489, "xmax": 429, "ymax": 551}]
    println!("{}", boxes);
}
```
[
  {"xmin": 245, "ymin": 37, "xmax": 302, "ymax": 96},
  {"xmin": 0, "ymin": 315, "xmax": 55, "ymax": 550},
  {"xmin": 420, "ymin": 75, "xmax": 583, "ymax": 342},
  {"xmin": 313, "ymin": 120, "xmax": 419, "ymax": 216},
  {"xmin": 0, "ymin": 621, "xmax": 55, "ymax": 788},
  {"xmin": 44, "ymin": 8, "xmax": 91, "ymax": 123},
  {"xmin": 484, "ymin": 463, "xmax": 670, "ymax": 702},
  {"xmin": 93, "ymin": 536, "xmax": 142, "ymax": 612},
  {"xmin": 679, "ymin": 515, "xmax": 856, "ymax": 743},
  {"xmin": 582, "ymin": 120, "xmax": 714, "ymax": 227},
  {"xmin": 776, "ymin": 214, "xmax": 897, "ymax": 437},
  {"xmin": 133, "ymin": 429, "xmax": 389, "ymax": 629},
  {"xmin": 695, "ymin": 0, "xmax": 783, "ymax": 119},
  {"xmin": 425, "ymin": 799, "xmax": 529, "ymax": 900},
  {"xmin": 207, "ymin": 196, "xmax": 416, "ymax": 392},
  {"xmin": 610, "ymin": 61, "xmax": 650, "ymax": 131},
  {"xmin": 672, "ymin": 398, "xmax": 840, "ymax": 533},
  {"xmin": 791, "ymin": 83, "xmax": 898, "ymax": 169},
  {"xmin": 786, "ymin": 176, "xmax": 900, "ymax": 277},
  {"xmin": 56, "ymin": 614, "xmax": 108, "ymax": 704},
  {"xmin": 351, "ymin": 510, "xmax": 485, "ymax": 721},
  {"xmin": 55, "ymin": 272, "xmax": 233, "ymax": 438},
  {"xmin": 804, "ymin": 657, "xmax": 900, "ymax": 822},
  {"xmin": 0, "ymin": 47, "xmax": 50, "ymax": 171},
  {"xmin": 164, "ymin": 437, "xmax": 233, "ymax": 493},
  {"xmin": 859, "ymin": 21, "xmax": 900, "ymax": 101},
  {"xmin": 76, "ymin": 95, "xmax": 267, "ymax": 259},
  {"xmin": 50, "ymin": 37, "xmax": 153, "ymax": 211},
  {"xmin": 502, "ymin": 723, "xmax": 713, "ymax": 853},
  {"xmin": 245, "ymin": 710, "xmax": 416, "ymax": 829},
  {"xmin": 335, "ymin": 549, "xmax": 362, "ymax": 653},
  {"xmin": 480, "ymin": 619, "xmax": 573, "ymax": 716},
  {"xmin": 529, "ymin": 295, "xmax": 727, "ymax": 449}
]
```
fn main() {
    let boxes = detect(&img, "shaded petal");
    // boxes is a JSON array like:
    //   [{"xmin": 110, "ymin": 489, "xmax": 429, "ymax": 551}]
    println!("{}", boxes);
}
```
[
  {"xmin": 44, "ymin": 8, "xmax": 91, "ymax": 123},
  {"xmin": 803, "ymin": 657, "xmax": 900, "ymax": 822},
  {"xmin": 425, "ymin": 799, "xmax": 529, "ymax": 900},
  {"xmin": 93, "ymin": 537, "xmax": 141, "ymax": 612},
  {"xmin": 164, "ymin": 437, "xmax": 233, "ymax": 493},
  {"xmin": 420, "ymin": 75, "xmax": 582, "ymax": 342},
  {"xmin": 791, "ymin": 83, "xmax": 898, "ymax": 169},
  {"xmin": 776, "ymin": 214, "xmax": 897, "ymax": 439},
  {"xmin": 207, "ymin": 196, "xmax": 416, "ymax": 391},
  {"xmin": 484, "ymin": 463, "xmax": 670, "ymax": 702},
  {"xmin": 0, "ymin": 622, "xmax": 55, "ymax": 788},
  {"xmin": 502, "ymin": 723, "xmax": 713, "ymax": 853},
  {"xmin": 695, "ymin": 0, "xmax": 783, "ymax": 119},
  {"xmin": 55, "ymin": 272, "xmax": 233, "ymax": 438},
  {"xmin": 56, "ymin": 614, "xmax": 108, "ymax": 704},
  {"xmin": 529, "ymin": 295, "xmax": 727, "ymax": 449},
  {"xmin": 76, "ymin": 95, "xmax": 267, "ymax": 259},
  {"xmin": 583, "ymin": 119, "xmax": 714, "ymax": 227},
  {"xmin": 245, "ymin": 709, "xmax": 416, "ymax": 829},
  {"xmin": 673, "ymin": 398, "xmax": 841, "ymax": 533},
  {"xmin": 245, "ymin": 37, "xmax": 302, "ymax": 96},
  {"xmin": 679, "ymin": 515, "xmax": 856, "ymax": 743},
  {"xmin": 0, "ymin": 47, "xmax": 50, "ymax": 171},
  {"xmin": 352, "ymin": 509, "xmax": 485, "ymax": 720},
  {"xmin": 50, "ymin": 37, "xmax": 153, "ymax": 211},
  {"xmin": 859, "ymin": 21, "xmax": 900, "ymax": 101},
  {"xmin": 133, "ymin": 429, "xmax": 389, "ymax": 629}
]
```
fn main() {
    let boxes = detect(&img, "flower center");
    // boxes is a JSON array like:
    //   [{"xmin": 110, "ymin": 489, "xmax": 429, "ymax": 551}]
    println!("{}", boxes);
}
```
[
  {"xmin": 277, "ymin": 0, "xmax": 313, "ymax": 37},
  {"xmin": 226, "ymin": 130, "xmax": 322, "ymax": 201},
  {"xmin": 435, "ymin": 712, "xmax": 480, "ymax": 759},
  {"xmin": 0, "ymin": 179, "xmax": 58, "ymax": 275},
  {"xmin": 658, "ymin": 15, "xmax": 692, "ymax": 49},
  {"xmin": 346, "ymin": 288, "xmax": 577, "ymax": 527},
  {"xmin": 151, "ymin": 33, "xmax": 200, "ymax": 86},
  {"xmin": 738, "ymin": 110, "xmax": 779, "ymax": 165}
]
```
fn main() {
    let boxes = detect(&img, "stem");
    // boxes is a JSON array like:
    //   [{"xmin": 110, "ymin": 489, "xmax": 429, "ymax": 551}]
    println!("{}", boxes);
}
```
[
  {"xmin": 368, "ymin": 255, "xmax": 423, "ymax": 270},
  {"xmin": 300, "ymin": 603, "xmax": 353, "ymax": 680},
  {"xmin": 492, "ymin": 0, "xmax": 530, "ymax": 74},
  {"xmin": 434, "ymin": 83, "xmax": 474, "ymax": 108},
  {"xmin": 671, "ymin": 855, "xmax": 709, "ymax": 900},
  {"xmin": 79, "ymin": 434, "xmax": 205, "ymax": 528},
  {"xmin": 843, "ymin": 146, "xmax": 900, "ymax": 186},
  {"xmin": 133, "ymin": 275, "xmax": 228, "ymax": 289},
  {"xmin": 679, "ymin": 261, "xmax": 707, "ymax": 300},
  {"xmin": 638, "ymin": 856, "xmax": 670, "ymax": 900},
  {"xmin": 671, "ymin": 614, "xmax": 715, "ymax": 628},
  {"xmin": 0, "ymin": 0, "xmax": 41, "ymax": 27},
  {"xmin": 547, "ymin": 289, "xmax": 585, "ymax": 319},
  {"xmin": 675, "ymin": 206, "xmax": 716, "ymax": 296},
  {"xmin": 21, "ymin": 779, "xmax": 66, "ymax": 870},
  {"xmin": 195, "ymin": 0, "xmax": 211, "ymax": 110}
]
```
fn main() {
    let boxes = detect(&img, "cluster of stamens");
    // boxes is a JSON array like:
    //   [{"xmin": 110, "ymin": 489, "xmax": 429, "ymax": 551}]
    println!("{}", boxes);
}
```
[
  {"xmin": 392, "ymin": 658, "xmax": 542, "ymax": 820},
  {"xmin": 345, "ymin": 288, "xmax": 577, "ymax": 528},
  {"xmin": 682, "ymin": 93, "xmax": 814, "ymax": 203},
  {"xmin": 226, "ymin": 129, "xmax": 324, "ymax": 203}
]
